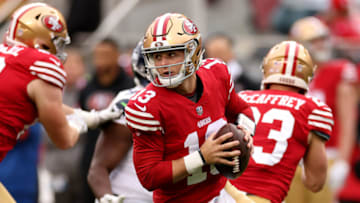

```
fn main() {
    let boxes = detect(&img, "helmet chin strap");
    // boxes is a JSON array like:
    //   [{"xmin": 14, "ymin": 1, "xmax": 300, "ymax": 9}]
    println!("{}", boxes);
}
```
[
  {"xmin": 157, "ymin": 65, "xmax": 185, "ymax": 88},
  {"xmin": 33, "ymin": 43, "xmax": 53, "ymax": 56},
  {"xmin": 34, "ymin": 44, "xmax": 42, "ymax": 50}
]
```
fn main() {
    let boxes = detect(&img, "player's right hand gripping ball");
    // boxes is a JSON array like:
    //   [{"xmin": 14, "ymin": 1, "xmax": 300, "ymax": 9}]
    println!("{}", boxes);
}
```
[{"xmin": 214, "ymin": 123, "xmax": 251, "ymax": 179}]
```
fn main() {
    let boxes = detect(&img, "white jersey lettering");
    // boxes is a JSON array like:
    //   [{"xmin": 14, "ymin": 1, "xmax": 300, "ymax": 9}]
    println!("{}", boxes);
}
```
[{"xmin": 241, "ymin": 93, "xmax": 306, "ymax": 110}]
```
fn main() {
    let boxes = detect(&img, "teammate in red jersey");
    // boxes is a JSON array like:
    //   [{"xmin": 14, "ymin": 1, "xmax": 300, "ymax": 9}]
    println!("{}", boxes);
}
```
[
  {"xmin": 125, "ymin": 13, "xmax": 255, "ymax": 203},
  {"xmin": 286, "ymin": 16, "xmax": 359, "ymax": 203},
  {"xmin": 228, "ymin": 41, "xmax": 333, "ymax": 203},
  {"xmin": 0, "ymin": 3, "xmax": 121, "ymax": 162},
  {"xmin": 0, "ymin": 2, "xmax": 122, "ymax": 201}
]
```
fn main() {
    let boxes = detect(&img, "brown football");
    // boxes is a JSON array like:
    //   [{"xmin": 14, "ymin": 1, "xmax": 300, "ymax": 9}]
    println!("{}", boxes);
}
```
[{"xmin": 214, "ymin": 123, "xmax": 250, "ymax": 179}]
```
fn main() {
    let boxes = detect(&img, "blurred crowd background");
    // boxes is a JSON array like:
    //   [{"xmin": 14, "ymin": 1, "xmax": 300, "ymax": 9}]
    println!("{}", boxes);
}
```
[{"xmin": 0, "ymin": 0, "xmax": 360, "ymax": 203}]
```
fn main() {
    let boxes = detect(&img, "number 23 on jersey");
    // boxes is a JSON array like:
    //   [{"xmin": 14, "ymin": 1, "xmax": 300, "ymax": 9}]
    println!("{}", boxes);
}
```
[{"xmin": 251, "ymin": 107, "xmax": 294, "ymax": 166}]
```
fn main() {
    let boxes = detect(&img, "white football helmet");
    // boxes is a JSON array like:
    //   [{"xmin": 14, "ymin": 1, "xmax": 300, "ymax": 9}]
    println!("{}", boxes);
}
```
[{"xmin": 142, "ymin": 13, "xmax": 204, "ymax": 88}]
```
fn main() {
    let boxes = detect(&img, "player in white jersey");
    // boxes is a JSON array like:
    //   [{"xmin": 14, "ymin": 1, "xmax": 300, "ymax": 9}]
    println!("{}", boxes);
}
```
[{"xmin": 88, "ymin": 40, "xmax": 152, "ymax": 203}]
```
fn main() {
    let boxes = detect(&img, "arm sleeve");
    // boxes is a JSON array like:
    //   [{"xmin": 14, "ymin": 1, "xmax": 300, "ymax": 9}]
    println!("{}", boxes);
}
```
[
  {"xmin": 125, "ymin": 100, "xmax": 173, "ymax": 191},
  {"xmin": 132, "ymin": 130, "xmax": 173, "ymax": 191},
  {"xmin": 307, "ymin": 97, "xmax": 334, "ymax": 141},
  {"xmin": 29, "ymin": 54, "xmax": 67, "ymax": 89},
  {"xmin": 223, "ymin": 67, "xmax": 254, "ymax": 124}
]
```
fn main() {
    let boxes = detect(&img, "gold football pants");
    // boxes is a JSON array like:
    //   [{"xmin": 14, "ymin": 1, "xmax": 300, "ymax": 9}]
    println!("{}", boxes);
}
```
[
  {"xmin": 285, "ymin": 161, "xmax": 334, "ymax": 203},
  {"xmin": 225, "ymin": 181, "xmax": 271, "ymax": 203},
  {"xmin": 0, "ymin": 182, "xmax": 16, "ymax": 203}
]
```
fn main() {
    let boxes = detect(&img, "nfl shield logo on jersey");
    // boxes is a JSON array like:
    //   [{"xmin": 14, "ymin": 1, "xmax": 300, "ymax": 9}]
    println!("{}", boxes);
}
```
[{"xmin": 196, "ymin": 106, "xmax": 203, "ymax": 116}]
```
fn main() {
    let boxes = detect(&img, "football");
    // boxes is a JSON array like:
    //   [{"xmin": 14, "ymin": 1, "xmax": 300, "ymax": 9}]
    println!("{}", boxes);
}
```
[{"xmin": 214, "ymin": 123, "xmax": 250, "ymax": 179}]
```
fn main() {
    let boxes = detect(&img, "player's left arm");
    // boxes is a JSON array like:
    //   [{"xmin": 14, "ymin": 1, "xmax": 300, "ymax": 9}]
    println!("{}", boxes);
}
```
[
  {"xmin": 337, "ymin": 63, "xmax": 358, "ymax": 162},
  {"xmin": 204, "ymin": 59, "xmax": 255, "ymax": 135},
  {"xmin": 225, "ymin": 74, "xmax": 255, "ymax": 150},
  {"xmin": 302, "ymin": 131, "xmax": 328, "ymax": 192},
  {"xmin": 336, "ymin": 81, "xmax": 358, "ymax": 162},
  {"xmin": 327, "ymin": 80, "xmax": 358, "ymax": 191},
  {"xmin": 87, "ymin": 122, "xmax": 132, "ymax": 198},
  {"xmin": 303, "ymin": 98, "xmax": 333, "ymax": 192}
]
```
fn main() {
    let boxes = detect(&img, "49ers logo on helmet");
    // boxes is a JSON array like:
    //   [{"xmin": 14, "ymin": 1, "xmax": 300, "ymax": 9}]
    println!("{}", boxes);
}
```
[
  {"xmin": 183, "ymin": 19, "xmax": 198, "ymax": 35},
  {"xmin": 43, "ymin": 15, "xmax": 63, "ymax": 32}
]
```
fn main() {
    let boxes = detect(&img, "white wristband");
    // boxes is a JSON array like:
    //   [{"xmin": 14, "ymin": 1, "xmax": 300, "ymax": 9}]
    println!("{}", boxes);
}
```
[
  {"xmin": 66, "ymin": 113, "xmax": 88, "ymax": 134},
  {"xmin": 184, "ymin": 151, "xmax": 205, "ymax": 174},
  {"xmin": 74, "ymin": 109, "xmax": 100, "ymax": 129}
]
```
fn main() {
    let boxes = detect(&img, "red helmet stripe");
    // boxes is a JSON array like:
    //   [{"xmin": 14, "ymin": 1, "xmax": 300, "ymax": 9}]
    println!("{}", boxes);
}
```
[
  {"xmin": 161, "ymin": 15, "xmax": 171, "ymax": 40},
  {"xmin": 283, "ymin": 41, "xmax": 298, "ymax": 76},
  {"xmin": 282, "ymin": 42, "xmax": 290, "ymax": 74},
  {"xmin": 152, "ymin": 16, "xmax": 160, "ymax": 41},
  {"xmin": 153, "ymin": 14, "xmax": 171, "ymax": 42}
]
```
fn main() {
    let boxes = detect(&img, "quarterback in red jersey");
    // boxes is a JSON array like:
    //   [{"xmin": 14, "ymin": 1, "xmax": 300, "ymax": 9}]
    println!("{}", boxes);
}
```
[
  {"xmin": 0, "ymin": 3, "xmax": 120, "ymax": 162},
  {"xmin": 230, "ymin": 41, "xmax": 333, "ymax": 203},
  {"xmin": 125, "ymin": 13, "xmax": 255, "ymax": 203}
]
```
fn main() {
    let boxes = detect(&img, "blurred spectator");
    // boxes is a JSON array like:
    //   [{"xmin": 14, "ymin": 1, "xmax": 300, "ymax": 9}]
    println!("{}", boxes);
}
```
[
  {"xmin": 271, "ymin": 0, "xmax": 329, "ymax": 34},
  {"xmin": 286, "ymin": 16, "xmax": 359, "ymax": 203},
  {"xmin": 118, "ymin": 46, "xmax": 134, "ymax": 77},
  {"xmin": 0, "ymin": 123, "xmax": 42, "ymax": 203},
  {"xmin": 78, "ymin": 38, "xmax": 134, "ymax": 203},
  {"xmin": 63, "ymin": 47, "xmax": 88, "ymax": 106},
  {"xmin": 205, "ymin": 32, "xmax": 260, "ymax": 91},
  {"xmin": 43, "ymin": 47, "xmax": 87, "ymax": 203}
]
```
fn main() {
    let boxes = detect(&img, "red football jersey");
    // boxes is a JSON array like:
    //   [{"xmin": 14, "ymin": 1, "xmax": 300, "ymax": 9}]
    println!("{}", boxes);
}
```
[
  {"xmin": 0, "ymin": 44, "xmax": 66, "ymax": 161},
  {"xmin": 231, "ymin": 89, "xmax": 333, "ymax": 203},
  {"xmin": 125, "ymin": 59, "xmax": 253, "ymax": 203},
  {"xmin": 308, "ymin": 59, "xmax": 358, "ymax": 148}
]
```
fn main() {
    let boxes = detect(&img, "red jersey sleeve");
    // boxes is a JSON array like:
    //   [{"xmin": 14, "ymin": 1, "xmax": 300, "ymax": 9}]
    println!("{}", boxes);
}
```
[
  {"xmin": 203, "ymin": 58, "xmax": 255, "ymax": 133},
  {"xmin": 27, "ymin": 50, "xmax": 67, "ymax": 89},
  {"xmin": 221, "ymin": 63, "xmax": 254, "ymax": 124},
  {"xmin": 131, "ymin": 129, "xmax": 172, "ymax": 191},
  {"xmin": 306, "ymin": 95, "xmax": 334, "ymax": 140},
  {"xmin": 125, "ymin": 89, "xmax": 173, "ymax": 191}
]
